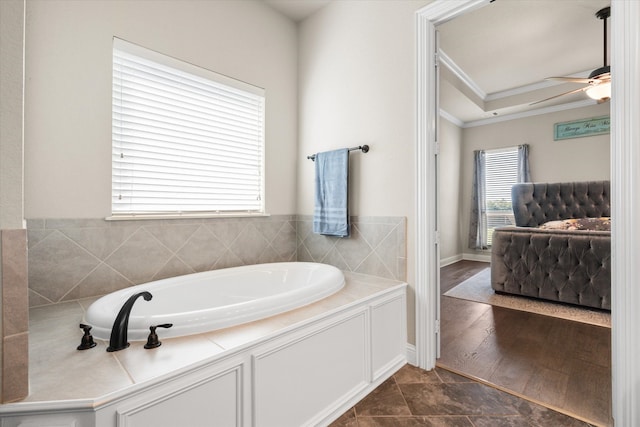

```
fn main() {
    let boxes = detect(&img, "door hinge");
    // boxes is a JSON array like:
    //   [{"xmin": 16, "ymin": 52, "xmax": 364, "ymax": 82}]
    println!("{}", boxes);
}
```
[{"xmin": 435, "ymin": 319, "xmax": 440, "ymax": 335}]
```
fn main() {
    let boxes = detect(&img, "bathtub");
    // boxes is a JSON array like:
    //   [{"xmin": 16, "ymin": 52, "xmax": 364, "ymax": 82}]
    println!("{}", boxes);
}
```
[{"xmin": 85, "ymin": 262, "xmax": 345, "ymax": 341}]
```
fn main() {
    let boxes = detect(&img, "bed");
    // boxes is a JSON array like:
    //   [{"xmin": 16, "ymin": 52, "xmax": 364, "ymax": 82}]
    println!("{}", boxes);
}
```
[{"xmin": 490, "ymin": 181, "xmax": 611, "ymax": 310}]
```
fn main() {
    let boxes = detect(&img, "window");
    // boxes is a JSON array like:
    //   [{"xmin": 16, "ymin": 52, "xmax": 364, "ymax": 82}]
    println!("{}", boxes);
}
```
[
  {"xmin": 112, "ymin": 38, "xmax": 265, "ymax": 217},
  {"xmin": 469, "ymin": 144, "xmax": 530, "ymax": 250},
  {"xmin": 484, "ymin": 147, "xmax": 518, "ymax": 245}
]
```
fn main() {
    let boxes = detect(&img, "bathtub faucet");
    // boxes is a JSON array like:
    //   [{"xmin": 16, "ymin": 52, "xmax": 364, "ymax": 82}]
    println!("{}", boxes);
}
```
[{"xmin": 107, "ymin": 291, "xmax": 152, "ymax": 352}]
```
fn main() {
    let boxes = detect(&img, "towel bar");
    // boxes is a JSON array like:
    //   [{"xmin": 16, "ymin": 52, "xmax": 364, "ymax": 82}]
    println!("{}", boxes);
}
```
[{"xmin": 307, "ymin": 145, "xmax": 369, "ymax": 161}]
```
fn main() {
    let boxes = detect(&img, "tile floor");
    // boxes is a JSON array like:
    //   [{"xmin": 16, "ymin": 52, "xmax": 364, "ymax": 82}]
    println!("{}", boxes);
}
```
[{"xmin": 330, "ymin": 364, "xmax": 594, "ymax": 427}]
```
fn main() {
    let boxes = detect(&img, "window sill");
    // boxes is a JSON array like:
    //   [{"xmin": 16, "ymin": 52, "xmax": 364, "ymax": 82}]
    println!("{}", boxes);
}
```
[{"xmin": 105, "ymin": 212, "xmax": 270, "ymax": 221}]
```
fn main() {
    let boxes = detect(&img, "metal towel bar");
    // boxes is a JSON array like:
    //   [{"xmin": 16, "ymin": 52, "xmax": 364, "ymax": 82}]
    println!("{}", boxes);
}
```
[{"xmin": 307, "ymin": 145, "xmax": 369, "ymax": 161}]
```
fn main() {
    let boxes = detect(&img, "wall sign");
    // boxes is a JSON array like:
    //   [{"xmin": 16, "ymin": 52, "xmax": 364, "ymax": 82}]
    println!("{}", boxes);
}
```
[{"xmin": 554, "ymin": 115, "xmax": 610, "ymax": 140}]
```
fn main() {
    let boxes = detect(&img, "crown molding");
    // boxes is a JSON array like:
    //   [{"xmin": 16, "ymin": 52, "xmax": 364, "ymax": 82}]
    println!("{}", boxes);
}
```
[
  {"xmin": 462, "ymin": 99, "xmax": 597, "ymax": 128},
  {"xmin": 439, "ymin": 109, "xmax": 465, "ymax": 127},
  {"xmin": 439, "ymin": 47, "xmax": 601, "ymax": 125},
  {"xmin": 440, "ymin": 99, "xmax": 598, "ymax": 129},
  {"xmin": 440, "ymin": 47, "xmax": 597, "ymax": 103},
  {"xmin": 438, "ymin": 50, "xmax": 486, "ymax": 100},
  {"xmin": 485, "ymin": 69, "xmax": 594, "ymax": 101}
]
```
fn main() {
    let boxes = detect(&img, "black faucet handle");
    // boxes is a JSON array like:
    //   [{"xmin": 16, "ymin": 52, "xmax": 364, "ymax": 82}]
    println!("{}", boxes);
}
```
[
  {"xmin": 156, "ymin": 323, "xmax": 173, "ymax": 329},
  {"xmin": 77, "ymin": 323, "xmax": 97, "ymax": 350},
  {"xmin": 144, "ymin": 323, "xmax": 173, "ymax": 349}
]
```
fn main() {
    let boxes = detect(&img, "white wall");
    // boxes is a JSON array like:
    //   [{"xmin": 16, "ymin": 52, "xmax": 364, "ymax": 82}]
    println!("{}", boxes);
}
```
[
  {"xmin": 0, "ymin": 0, "xmax": 25, "ymax": 229},
  {"xmin": 297, "ymin": 0, "xmax": 430, "ymax": 344},
  {"xmin": 460, "ymin": 102, "xmax": 611, "ymax": 257},
  {"xmin": 438, "ymin": 118, "xmax": 462, "ymax": 262},
  {"xmin": 24, "ymin": 0, "xmax": 298, "ymax": 218}
]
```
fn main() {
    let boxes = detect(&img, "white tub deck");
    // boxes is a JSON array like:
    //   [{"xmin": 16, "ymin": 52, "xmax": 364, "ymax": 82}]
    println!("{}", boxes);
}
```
[{"xmin": 2, "ymin": 271, "xmax": 407, "ymax": 427}]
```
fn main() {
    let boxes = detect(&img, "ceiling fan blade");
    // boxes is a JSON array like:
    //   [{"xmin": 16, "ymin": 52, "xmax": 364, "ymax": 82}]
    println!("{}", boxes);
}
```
[
  {"xmin": 530, "ymin": 86, "xmax": 588, "ymax": 106},
  {"xmin": 546, "ymin": 72, "xmax": 610, "ymax": 84},
  {"xmin": 546, "ymin": 76, "xmax": 594, "ymax": 84},
  {"xmin": 593, "ymin": 72, "xmax": 611, "ymax": 81}
]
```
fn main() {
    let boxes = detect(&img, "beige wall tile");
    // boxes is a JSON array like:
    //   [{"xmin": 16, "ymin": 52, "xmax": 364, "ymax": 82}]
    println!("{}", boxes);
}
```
[
  {"xmin": 26, "ymin": 215, "xmax": 407, "ymax": 307},
  {"xmin": 28, "ymin": 231, "xmax": 100, "ymax": 302},
  {"xmin": 2, "ymin": 229, "xmax": 28, "ymax": 335},
  {"xmin": 2, "ymin": 332, "xmax": 28, "ymax": 402}
]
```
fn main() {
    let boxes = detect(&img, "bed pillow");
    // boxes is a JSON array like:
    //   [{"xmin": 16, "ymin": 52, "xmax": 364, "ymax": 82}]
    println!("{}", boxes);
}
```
[{"xmin": 538, "ymin": 217, "xmax": 611, "ymax": 231}]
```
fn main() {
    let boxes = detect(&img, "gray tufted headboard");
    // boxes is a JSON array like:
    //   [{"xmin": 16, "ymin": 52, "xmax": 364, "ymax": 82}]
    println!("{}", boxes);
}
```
[{"xmin": 511, "ymin": 181, "xmax": 611, "ymax": 227}]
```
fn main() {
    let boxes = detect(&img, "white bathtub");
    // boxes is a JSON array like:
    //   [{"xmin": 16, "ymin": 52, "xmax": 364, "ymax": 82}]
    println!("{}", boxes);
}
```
[{"xmin": 85, "ymin": 262, "xmax": 345, "ymax": 341}]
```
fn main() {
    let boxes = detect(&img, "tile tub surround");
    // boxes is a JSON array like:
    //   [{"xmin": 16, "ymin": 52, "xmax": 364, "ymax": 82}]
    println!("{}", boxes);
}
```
[
  {"xmin": 26, "ymin": 215, "xmax": 406, "ymax": 307},
  {"xmin": 26, "ymin": 216, "xmax": 298, "ymax": 306},
  {"xmin": 7, "ymin": 271, "xmax": 403, "ymax": 403},
  {"xmin": 297, "ymin": 216, "xmax": 406, "ymax": 281},
  {"xmin": 1, "ymin": 229, "xmax": 29, "ymax": 403}
]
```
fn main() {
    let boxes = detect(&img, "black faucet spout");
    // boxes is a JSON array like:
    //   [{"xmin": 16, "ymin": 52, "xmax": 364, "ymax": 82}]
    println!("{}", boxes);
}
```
[{"xmin": 107, "ymin": 291, "xmax": 152, "ymax": 352}]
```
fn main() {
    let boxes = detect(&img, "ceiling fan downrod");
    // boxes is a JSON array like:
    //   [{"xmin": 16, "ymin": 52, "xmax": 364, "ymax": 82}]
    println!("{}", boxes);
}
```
[{"xmin": 590, "ymin": 6, "xmax": 611, "ymax": 78}]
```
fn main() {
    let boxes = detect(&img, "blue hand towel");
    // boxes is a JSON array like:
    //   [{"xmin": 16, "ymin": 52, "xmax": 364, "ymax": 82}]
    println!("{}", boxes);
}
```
[{"xmin": 313, "ymin": 148, "xmax": 350, "ymax": 237}]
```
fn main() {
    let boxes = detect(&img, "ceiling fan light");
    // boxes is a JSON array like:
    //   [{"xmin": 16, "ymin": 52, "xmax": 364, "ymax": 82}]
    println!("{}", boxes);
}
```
[{"xmin": 586, "ymin": 81, "xmax": 611, "ymax": 101}]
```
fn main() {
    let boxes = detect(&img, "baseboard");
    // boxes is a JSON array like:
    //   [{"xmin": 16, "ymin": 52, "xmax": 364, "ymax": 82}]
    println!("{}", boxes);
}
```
[
  {"xmin": 405, "ymin": 343, "xmax": 417, "ymax": 366},
  {"xmin": 462, "ymin": 253, "xmax": 491, "ymax": 263},
  {"xmin": 440, "ymin": 253, "xmax": 491, "ymax": 266},
  {"xmin": 440, "ymin": 254, "xmax": 462, "ymax": 267}
]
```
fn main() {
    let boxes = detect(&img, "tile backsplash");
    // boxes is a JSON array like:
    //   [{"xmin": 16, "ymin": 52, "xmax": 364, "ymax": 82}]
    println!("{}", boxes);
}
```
[
  {"xmin": 26, "ymin": 215, "xmax": 406, "ymax": 307},
  {"xmin": 297, "ymin": 215, "xmax": 406, "ymax": 281}
]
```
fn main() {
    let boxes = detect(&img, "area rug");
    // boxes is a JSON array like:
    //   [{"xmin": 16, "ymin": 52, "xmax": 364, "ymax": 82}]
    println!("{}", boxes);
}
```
[{"xmin": 444, "ymin": 268, "xmax": 611, "ymax": 328}]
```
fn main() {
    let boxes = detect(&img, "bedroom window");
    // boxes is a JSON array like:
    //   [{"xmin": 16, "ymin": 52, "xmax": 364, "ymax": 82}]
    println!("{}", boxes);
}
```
[
  {"xmin": 485, "ymin": 148, "xmax": 519, "ymax": 245},
  {"xmin": 111, "ymin": 38, "xmax": 265, "ymax": 218},
  {"xmin": 469, "ymin": 145, "xmax": 530, "ymax": 249}
]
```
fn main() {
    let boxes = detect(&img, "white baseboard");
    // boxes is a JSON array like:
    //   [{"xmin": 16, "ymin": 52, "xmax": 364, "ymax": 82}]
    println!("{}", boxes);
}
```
[
  {"xmin": 440, "ymin": 254, "xmax": 462, "ymax": 267},
  {"xmin": 406, "ymin": 343, "xmax": 417, "ymax": 366},
  {"xmin": 462, "ymin": 253, "xmax": 491, "ymax": 263},
  {"xmin": 440, "ymin": 253, "xmax": 491, "ymax": 265}
]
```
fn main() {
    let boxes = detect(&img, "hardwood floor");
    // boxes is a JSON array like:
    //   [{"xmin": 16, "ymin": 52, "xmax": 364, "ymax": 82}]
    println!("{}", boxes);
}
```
[{"xmin": 438, "ymin": 261, "xmax": 612, "ymax": 427}]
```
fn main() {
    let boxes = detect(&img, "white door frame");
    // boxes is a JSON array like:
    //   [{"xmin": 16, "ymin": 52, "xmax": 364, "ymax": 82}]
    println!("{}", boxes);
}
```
[
  {"xmin": 414, "ymin": 1, "xmax": 640, "ymax": 425},
  {"xmin": 413, "ymin": 0, "xmax": 490, "ymax": 372}
]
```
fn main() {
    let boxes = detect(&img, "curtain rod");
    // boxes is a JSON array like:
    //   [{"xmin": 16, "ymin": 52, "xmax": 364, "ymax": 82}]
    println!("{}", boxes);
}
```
[{"xmin": 307, "ymin": 145, "xmax": 370, "ymax": 161}]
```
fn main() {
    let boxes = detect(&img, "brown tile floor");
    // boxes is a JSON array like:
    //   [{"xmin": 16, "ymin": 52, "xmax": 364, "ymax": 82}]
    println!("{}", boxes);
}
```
[{"xmin": 330, "ymin": 364, "xmax": 594, "ymax": 427}]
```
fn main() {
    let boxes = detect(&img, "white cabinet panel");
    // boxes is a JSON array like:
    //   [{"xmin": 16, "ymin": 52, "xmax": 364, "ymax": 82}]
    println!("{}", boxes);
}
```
[
  {"xmin": 2, "ymin": 414, "xmax": 92, "ymax": 427},
  {"xmin": 116, "ymin": 366, "xmax": 241, "ymax": 427},
  {"xmin": 253, "ymin": 311, "xmax": 368, "ymax": 427},
  {"xmin": 371, "ymin": 294, "xmax": 407, "ymax": 379}
]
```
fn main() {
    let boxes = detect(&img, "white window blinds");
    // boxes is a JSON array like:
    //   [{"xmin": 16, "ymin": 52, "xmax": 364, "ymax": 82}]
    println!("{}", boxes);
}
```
[
  {"xmin": 485, "ymin": 147, "xmax": 518, "ymax": 245},
  {"xmin": 112, "ymin": 38, "xmax": 265, "ymax": 216}
]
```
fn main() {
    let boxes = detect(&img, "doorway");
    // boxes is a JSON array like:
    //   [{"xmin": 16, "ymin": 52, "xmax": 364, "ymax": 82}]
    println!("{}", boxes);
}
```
[{"xmin": 414, "ymin": 1, "xmax": 640, "ymax": 426}]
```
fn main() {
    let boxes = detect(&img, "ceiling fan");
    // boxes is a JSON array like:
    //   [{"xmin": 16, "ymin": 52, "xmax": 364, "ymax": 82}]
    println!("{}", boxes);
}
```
[{"xmin": 532, "ymin": 6, "xmax": 611, "ymax": 105}]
